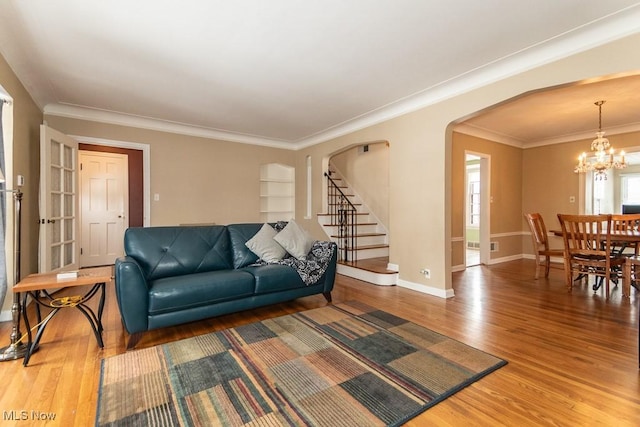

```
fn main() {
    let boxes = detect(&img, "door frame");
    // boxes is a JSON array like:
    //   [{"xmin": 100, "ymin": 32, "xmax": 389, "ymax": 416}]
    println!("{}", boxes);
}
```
[
  {"xmin": 79, "ymin": 150, "xmax": 129, "ymax": 267},
  {"xmin": 71, "ymin": 135, "xmax": 151, "ymax": 227},
  {"xmin": 464, "ymin": 150, "xmax": 491, "ymax": 266}
]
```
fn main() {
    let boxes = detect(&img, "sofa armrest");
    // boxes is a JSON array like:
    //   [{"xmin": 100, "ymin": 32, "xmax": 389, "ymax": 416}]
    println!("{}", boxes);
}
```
[
  {"xmin": 115, "ymin": 256, "xmax": 150, "ymax": 334},
  {"xmin": 322, "ymin": 242, "xmax": 338, "ymax": 293}
]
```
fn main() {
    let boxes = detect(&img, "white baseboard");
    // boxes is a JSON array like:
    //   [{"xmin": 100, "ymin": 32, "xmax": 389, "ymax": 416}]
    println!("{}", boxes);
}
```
[
  {"xmin": 486, "ymin": 254, "xmax": 523, "ymax": 265},
  {"xmin": 0, "ymin": 309, "xmax": 11, "ymax": 322},
  {"xmin": 522, "ymin": 254, "xmax": 564, "ymax": 264},
  {"xmin": 397, "ymin": 278, "xmax": 455, "ymax": 299},
  {"xmin": 451, "ymin": 264, "xmax": 466, "ymax": 272},
  {"xmin": 456, "ymin": 253, "xmax": 563, "ymax": 271}
]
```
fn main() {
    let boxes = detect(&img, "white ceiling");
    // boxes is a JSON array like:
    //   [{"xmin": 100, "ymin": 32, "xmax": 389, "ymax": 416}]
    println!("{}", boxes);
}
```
[
  {"xmin": 1, "ymin": 1, "xmax": 640, "ymax": 148},
  {"xmin": 457, "ymin": 73, "xmax": 640, "ymax": 147}
]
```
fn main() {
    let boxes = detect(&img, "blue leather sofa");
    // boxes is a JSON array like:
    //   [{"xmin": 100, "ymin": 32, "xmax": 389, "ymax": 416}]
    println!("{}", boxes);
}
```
[{"xmin": 114, "ymin": 223, "xmax": 337, "ymax": 349}]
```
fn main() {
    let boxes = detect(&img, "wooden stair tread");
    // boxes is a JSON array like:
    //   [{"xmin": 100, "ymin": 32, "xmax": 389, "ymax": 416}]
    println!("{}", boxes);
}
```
[
  {"xmin": 323, "ymin": 222, "xmax": 378, "ymax": 227},
  {"xmin": 338, "ymin": 257, "xmax": 396, "ymax": 274},
  {"xmin": 318, "ymin": 212, "xmax": 369, "ymax": 216},
  {"xmin": 331, "ymin": 232, "xmax": 386, "ymax": 238},
  {"xmin": 344, "ymin": 244, "xmax": 389, "ymax": 250}
]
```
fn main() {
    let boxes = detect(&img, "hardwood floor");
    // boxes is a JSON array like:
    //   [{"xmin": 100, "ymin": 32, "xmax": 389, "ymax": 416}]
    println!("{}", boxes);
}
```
[{"xmin": 0, "ymin": 259, "xmax": 638, "ymax": 426}]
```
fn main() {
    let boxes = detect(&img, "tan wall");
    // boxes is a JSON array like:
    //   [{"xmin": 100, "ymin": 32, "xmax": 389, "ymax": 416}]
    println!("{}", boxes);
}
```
[
  {"xmin": 330, "ymin": 142, "xmax": 389, "ymax": 228},
  {"xmin": 522, "ymin": 129, "xmax": 640, "ymax": 255},
  {"xmin": 451, "ymin": 132, "xmax": 523, "ymax": 267},
  {"xmin": 296, "ymin": 108, "xmax": 453, "ymax": 292},
  {"xmin": 296, "ymin": 32, "xmax": 640, "ymax": 295},
  {"xmin": 0, "ymin": 53, "xmax": 43, "ymax": 313},
  {"xmin": 44, "ymin": 116, "xmax": 296, "ymax": 228}
]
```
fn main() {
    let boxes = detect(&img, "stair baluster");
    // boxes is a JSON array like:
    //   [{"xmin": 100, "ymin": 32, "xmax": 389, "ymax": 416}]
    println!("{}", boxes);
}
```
[{"xmin": 325, "ymin": 171, "xmax": 357, "ymax": 262}]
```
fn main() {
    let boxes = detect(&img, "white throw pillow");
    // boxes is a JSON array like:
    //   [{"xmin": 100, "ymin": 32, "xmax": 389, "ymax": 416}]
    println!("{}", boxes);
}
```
[
  {"xmin": 274, "ymin": 219, "xmax": 316, "ymax": 260},
  {"xmin": 245, "ymin": 223, "xmax": 287, "ymax": 262}
]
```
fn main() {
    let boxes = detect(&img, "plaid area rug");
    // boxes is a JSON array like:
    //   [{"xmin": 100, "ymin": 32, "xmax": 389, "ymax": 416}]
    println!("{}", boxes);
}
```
[{"xmin": 96, "ymin": 302, "xmax": 507, "ymax": 426}]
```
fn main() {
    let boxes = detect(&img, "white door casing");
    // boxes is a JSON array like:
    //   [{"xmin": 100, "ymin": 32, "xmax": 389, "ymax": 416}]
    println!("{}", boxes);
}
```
[
  {"xmin": 79, "ymin": 151, "xmax": 128, "ymax": 267},
  {"xmin": 39, "ymin": 125, "xmax": 79, "ymax": 273},
  {"xmin": 464, "ymin": 150, "xmax": 491, "ymax": 266},
  {"xmin": 478, "ymin": 155, "xmax": 491, "ymax": 265}
]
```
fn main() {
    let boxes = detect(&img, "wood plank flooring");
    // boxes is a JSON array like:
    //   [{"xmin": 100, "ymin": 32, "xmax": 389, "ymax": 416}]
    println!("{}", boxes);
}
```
[{"xmin": 0, "ymin": 259, "xmax": 638, "ymax": 426}]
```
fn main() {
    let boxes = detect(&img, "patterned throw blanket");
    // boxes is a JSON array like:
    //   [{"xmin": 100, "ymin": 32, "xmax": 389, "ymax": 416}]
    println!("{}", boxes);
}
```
[{"xmin": 253, "ymin": 240, "xmax": 336, "ymax": 285}]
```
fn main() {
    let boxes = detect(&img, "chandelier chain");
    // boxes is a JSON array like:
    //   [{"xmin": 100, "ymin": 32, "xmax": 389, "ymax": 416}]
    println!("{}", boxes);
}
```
[{"xmin": 596, "ymin": 100, "xmax": 604, "ymax": 131}]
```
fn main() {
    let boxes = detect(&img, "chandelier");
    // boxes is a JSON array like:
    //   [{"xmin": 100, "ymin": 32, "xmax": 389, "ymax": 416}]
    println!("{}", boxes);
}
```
[{"xmin": 574, "ymin": 100, "xmax": 626, "ymax": 180}]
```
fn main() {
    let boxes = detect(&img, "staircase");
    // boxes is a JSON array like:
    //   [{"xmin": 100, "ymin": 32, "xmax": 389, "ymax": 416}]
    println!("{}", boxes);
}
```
[{"xmin": 318, "ymin": 167, "xmax": 397, "ymax": 285}]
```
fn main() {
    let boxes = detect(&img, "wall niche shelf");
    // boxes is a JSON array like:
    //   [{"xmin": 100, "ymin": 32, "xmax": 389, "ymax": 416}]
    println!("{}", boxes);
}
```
[{"xmin": 260, "ymin": 163, "xmax": 294, "ymax": 222}]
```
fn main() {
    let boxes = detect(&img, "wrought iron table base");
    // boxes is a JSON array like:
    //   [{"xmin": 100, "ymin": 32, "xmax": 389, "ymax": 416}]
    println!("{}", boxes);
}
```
[{"xmin": 21, "ymin": 282, "xmax": 106, "ymax": 366}]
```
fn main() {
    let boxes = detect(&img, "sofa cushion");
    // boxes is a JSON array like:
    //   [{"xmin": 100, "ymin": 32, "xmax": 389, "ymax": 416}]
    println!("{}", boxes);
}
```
[
  {"xmin": 124, "ymin": 226, "xmax": 233, "ymax": 280},
  {"xmin": 245, "ymin": 223, "xmax": 287, "ymax": 262},
  {"xmin": 241, "ymin": 264, "xmax": 305, "ymax": 294},
  {"xmin": 228, "ymin": 223, "xmax": 264, "ymax": 268},
  {"xmin": 273, "ymin": 219, "xmax": 316, "ymax": 260},
  {"xmin": 148, "ymin": 270, "xmax": 255, "ymax": 314}
]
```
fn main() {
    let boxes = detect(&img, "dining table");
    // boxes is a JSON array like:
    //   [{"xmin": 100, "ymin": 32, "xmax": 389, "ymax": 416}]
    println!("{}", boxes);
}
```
[
  {"xmin": 551, "ymin": 228, "xmax": 640, "ymax": 241},
  {"xmin": 551, "ymin": 227, "xmax": 640, "ymax": 297}
]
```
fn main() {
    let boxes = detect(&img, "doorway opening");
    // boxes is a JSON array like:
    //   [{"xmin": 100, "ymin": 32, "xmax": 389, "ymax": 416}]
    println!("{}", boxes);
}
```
[
  {"xmin": 79, "ymin": 150, "xmax": 129, "ymax": 267},
  {"xmin": 465, "ymin": 152, "xmax": 490, "ymax": 267},
  {"xmin": 76, "ymin": 141, "xmax": 147, "ymax": 267}
]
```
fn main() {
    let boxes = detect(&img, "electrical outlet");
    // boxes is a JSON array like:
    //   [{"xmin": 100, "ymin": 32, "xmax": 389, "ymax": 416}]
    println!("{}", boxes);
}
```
[{"xmin": 420, "ymin": 268, "xmax": 431, "ymax": 278}]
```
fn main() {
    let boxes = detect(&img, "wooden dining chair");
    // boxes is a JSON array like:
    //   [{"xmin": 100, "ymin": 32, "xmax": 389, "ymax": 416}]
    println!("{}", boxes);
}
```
[
  {"xmin": 524, "ymin": 213, "xmax": 564, "ymax": 279},
  {"xmin": 622, "ymin": 255, "xmax": 640, "ymax": 298},
  {"xmin": 621, "ymin": 255, "xmax": 640, "ymax": 369},
  {"xmin": 557, "ymin": 213, "xmax": 625, "ymax": 295},
  {"xmin": 611, "ymin": 213, "xmax": 640, "ymax": 256}
]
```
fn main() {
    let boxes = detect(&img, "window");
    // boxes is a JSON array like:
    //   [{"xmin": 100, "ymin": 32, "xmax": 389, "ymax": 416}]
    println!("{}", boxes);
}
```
[
  {"xmin": 621, "ymin": 174, "xmax": 640, "ymax": 204},
  {"xmin": 467, "ymin": 170, "xmax": 480, "ymax": 226},
  {"xmin": 305, "ymin": 155, "xmax": 312, "ymax": 218},
  {"xmin": 585, "ymin": 169, "xmax": 639, "ymax": 214},
  {"xmin": 593, "ymin": 175, "xmax": 608, "ymax": 214},
  {"xmin": 0, "ymin": 88, "xmax": 13, "ymax": 313}
]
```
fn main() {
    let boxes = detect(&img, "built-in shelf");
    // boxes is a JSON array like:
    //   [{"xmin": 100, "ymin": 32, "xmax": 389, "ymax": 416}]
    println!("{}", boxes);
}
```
[{"xmin": 260, "ymin": 163, "xmax": 294, "ymax": 222}]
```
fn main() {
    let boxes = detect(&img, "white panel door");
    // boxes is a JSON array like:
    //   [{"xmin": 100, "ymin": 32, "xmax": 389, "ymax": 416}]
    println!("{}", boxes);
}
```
[
  {"xmin": 79, "ymin": 151, "xmax": 128, "ymax": 267},
  {"xmin": 39, "ymin": 125, "xmax": 79, "ymax": 273}
]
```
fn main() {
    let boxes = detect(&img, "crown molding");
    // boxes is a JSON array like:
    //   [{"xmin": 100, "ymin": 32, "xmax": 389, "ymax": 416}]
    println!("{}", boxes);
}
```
[
  {"xmin": 456, "ymin": 121, "xmax": 640, "ymax": 149},
  {"xmin": 524, "ymin": 122, "xmax": 640, "ymax": 148},
  {"xmin": 43, "ymin": 103, "xmax": 295, "ymax": 150},
  {"xmin": 453, "ymin": 124, "xmax": 525, "ymax": 148}
]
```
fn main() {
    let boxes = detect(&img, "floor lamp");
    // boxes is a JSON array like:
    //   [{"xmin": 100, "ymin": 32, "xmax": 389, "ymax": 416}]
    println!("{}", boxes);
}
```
[{"xmin": 0, "ymin": 169, "xmax": 26, "ymax": 361}]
